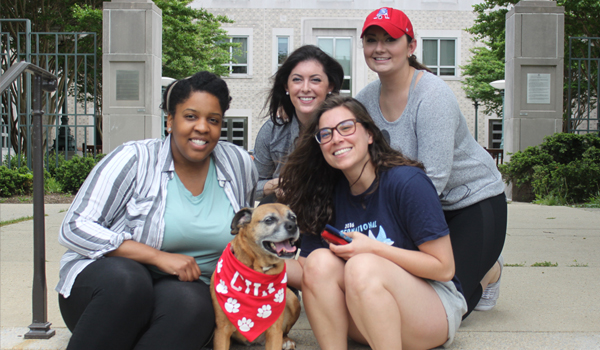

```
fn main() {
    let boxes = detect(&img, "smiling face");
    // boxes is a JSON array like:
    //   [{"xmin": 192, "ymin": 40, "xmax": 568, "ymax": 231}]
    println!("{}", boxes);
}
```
[
  {"xmin": 362, "ymin": 26, "xmax": 416, "ymax": 76},
  {"xmin": 286, "ymin": 59, "xmax": 333, "ymax": 125},
  {"xmin": 167, "ymin": 91, "xmax": 223, "ymax": 170},
  {"xmin": 318, "ymin": 106, "xmax": 373, "ymax": 178}
]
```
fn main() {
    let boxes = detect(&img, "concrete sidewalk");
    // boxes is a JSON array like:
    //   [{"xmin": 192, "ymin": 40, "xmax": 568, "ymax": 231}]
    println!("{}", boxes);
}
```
[{"xmin": 1, "ymin": 202, "xmax": 599, "ymax": 349}]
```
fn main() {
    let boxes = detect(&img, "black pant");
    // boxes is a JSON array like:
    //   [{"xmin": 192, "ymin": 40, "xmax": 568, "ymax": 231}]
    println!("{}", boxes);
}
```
[
  {"xmin": 59, "ymin": 257, "xmax": 214, "ymax": 350},
  {"xmin": 444, "ymin": 192, "xmax": 507, "ymax": 319}
]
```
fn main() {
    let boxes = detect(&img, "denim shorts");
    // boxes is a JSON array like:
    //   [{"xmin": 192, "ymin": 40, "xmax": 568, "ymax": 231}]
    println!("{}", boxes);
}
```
[{"xmin": 427, "ymin": 279, "xmax": 468, "ymax": 347}]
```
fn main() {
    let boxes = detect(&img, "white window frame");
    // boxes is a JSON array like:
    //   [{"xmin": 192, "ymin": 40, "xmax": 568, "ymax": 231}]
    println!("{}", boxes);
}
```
[
  {"xmin": 416, "ymin": 30, "xmax": 461, "ymax": 80},
  {"xmin": 272, "ymin": 28, "xmax": 294, "ymax": 75},
  {"xmin": 222, "ymin": 28, "xmax": 253, "ymax": 78}
]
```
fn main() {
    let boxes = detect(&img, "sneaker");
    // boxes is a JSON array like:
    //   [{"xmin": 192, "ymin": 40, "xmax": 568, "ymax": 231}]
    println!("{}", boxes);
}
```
[{"xmin": 475, "ymin": 255, "xmax": 504, "ymax": 311}]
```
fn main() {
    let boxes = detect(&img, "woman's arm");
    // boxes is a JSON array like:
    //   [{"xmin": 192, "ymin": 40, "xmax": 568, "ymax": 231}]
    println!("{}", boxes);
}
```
[
  {"xmin": 107, "ymin": 240, "xmax": 200, "ymax": 282},
  {"xmin": 58, "ymin": 145, "xmax": 140, "ymax": 259},
  {"xmin": 253, "ymin": 121, "xmax": 277, "ymax": 199},
  {"xmin": 329, "ymin": 234, "xmax": 455, "ymax": 282},
  {"xmin": 413, "ymin": 78, "xmax": 461, "ymax": 195}
]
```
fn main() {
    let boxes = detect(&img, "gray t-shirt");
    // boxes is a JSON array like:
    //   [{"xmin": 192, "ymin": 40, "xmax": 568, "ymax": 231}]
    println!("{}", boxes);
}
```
[
  {"xmin": 253, "ymin": 116, "xmax": 300, "ymax": 200},
  {"xmin": 355, "ymin": 70, "xmax": 504, "ymax": 210}
]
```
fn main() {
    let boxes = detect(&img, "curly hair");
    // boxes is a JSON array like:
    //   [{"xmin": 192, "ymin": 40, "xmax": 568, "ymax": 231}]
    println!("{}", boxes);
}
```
[
  {"xmin": 264, "ymin": 45, "xmax": 345, "ymax": 126},
  {"xmin": 278, "ymin": 96, "xmax": 424, "ymax": 235},
  {"xmin": 161, "ymin": 71, "xmax": 231, "ymax": 116}
]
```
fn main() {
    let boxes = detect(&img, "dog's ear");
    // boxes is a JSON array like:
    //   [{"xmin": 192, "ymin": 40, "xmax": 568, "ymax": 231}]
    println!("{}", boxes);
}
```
[{"xmin": 231, "ymin": 207, "xmax": 253, "ymax": 235}]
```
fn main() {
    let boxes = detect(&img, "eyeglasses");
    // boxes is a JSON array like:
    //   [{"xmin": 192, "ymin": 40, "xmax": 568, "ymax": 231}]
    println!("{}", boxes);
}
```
[{"xmin": 315, "ymin": 119, "xmax": 360, "ymax": 145}]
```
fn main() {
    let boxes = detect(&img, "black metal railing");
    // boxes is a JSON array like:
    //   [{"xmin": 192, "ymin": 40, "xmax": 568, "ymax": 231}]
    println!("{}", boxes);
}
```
[{"xmin": 0, "ymin": 60, "xmax": 57, "ymax": 339}]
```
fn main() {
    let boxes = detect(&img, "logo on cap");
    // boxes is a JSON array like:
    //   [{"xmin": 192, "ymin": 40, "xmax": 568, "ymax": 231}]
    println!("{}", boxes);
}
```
[{"xmin": 375, "ymin": 8, "xmax": 390, "ymax": 20}]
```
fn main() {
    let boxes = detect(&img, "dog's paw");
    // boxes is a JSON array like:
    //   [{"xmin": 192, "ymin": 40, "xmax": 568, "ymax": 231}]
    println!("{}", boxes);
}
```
[{"xmin": 282, "ymin": 337, "xmax": 296, "ymax": 350}]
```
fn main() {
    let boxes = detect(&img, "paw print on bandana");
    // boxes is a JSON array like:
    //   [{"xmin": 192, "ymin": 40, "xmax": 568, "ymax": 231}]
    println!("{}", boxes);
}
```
[
  {"xmin": 274, "ymin": 288, "xmax": 285, "ymax": 303},
  {"xmin": 217, "ymin": 259, "xmax": 223, "ymax": 273},
  {"xmin": 257, "ymin": 304, "xmax": 272, "ymax": 318},
  {"xmin": 281, "ymin": 273, "xmax": 287, "ymax": 284},
  {"xmin": 225, "ymin": 298, "xmax": 240, "ymax": 313},
  {"xmin": 216, "ymin": 280, "xmax": 228, "ymax": 294},
  {"xmin": 238, "ymin": 317, "xmax": 254, "ymax": 332}
]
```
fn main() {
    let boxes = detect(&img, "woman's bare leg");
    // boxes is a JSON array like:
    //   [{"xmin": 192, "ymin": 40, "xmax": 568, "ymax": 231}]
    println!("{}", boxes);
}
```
[
  {"xmin": 344, "ymin": 253, "xmax": 448, "ymax": 350},
  {"xmin": 301, "ymin": 249, "xmax": 350, "ymax": 350}
]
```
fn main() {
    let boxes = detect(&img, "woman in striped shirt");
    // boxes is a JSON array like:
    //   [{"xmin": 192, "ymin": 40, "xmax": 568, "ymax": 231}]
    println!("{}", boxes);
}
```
[{"xmin": 56, "ymin": 71, "xmax": 257, "ymax": 350}]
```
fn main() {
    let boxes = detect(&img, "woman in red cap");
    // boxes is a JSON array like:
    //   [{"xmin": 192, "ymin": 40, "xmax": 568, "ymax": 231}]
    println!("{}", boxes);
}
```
[{"xmin": 356, "ymin": 7, "xmax": 507, "ymax": 320}]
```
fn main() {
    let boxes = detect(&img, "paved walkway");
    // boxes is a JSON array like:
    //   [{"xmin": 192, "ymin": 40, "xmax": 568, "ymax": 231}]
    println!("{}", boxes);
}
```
[{"xmin": 1, "ymin": 202, "xmax": 600, "ymax": 349}]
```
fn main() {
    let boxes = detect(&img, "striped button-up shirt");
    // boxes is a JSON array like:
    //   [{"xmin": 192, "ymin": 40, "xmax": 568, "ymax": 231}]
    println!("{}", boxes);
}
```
[{"xmin": 56, "ymin": 136, "xmax": 257, "ymax": 297}]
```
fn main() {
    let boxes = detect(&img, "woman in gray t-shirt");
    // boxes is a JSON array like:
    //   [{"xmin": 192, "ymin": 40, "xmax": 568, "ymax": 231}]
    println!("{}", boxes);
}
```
[
  {"xmin": 253, "ymin": 45, "xmax": 344, "ymax": 202},
  {"xmin": 355, "ymin": 7, "xmax": 507, "ymax": 319}
]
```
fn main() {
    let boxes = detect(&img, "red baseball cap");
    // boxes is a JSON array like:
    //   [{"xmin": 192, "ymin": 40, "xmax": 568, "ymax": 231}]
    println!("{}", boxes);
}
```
[{"xmin": 361, "ymin": 8, "xmax": 414, "ymax": 40}]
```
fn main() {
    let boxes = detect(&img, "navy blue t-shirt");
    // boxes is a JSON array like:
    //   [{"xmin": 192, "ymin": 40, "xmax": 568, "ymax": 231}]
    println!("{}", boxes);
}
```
[{"xmin": 300, "ymin": 166, "xmax": 462, "ymax": 292}]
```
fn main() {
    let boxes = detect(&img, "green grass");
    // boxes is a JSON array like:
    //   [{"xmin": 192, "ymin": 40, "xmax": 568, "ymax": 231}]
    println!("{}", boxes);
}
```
[
  {"xmin": 504, "ymin": 262, "xmax": 526, "ymax": 267},
  {"xmin": 568, "ymin": 260, "xmax": 588, "ymax": 267},
  {"xmin": 531, "ymin": 261, "xmax": 558, "ymax": 267},
  {"xmin": 0, "ymin": 214, "xmax": 49, "ymax": 227}
]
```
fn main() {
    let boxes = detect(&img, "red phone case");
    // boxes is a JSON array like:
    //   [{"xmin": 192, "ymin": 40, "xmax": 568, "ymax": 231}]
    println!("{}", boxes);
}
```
[{"xmin": 321, "ymin": 231, "xmax": 349, "ymax": 245}]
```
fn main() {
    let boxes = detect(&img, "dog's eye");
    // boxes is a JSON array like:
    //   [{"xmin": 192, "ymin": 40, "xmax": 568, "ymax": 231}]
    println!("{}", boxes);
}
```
[{"xmin": 263, "ymin": 217, "xmax": 276, "ymax": 225}]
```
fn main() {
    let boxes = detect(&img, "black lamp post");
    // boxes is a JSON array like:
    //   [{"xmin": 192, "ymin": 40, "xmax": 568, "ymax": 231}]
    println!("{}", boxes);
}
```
[{"xmin": 473, "ymin": 99, "xmax": 479, "ymax": 142}]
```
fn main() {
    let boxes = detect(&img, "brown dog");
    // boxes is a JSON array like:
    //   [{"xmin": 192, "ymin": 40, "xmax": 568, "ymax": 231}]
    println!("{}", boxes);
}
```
[{"xmin": 210, "ymin": 203, "xmax": 301, "ymax": 350}]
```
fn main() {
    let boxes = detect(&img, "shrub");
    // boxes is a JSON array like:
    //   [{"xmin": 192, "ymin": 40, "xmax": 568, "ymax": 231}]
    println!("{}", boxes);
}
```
[
  {"xmin": 0, "ymin": 165, "xmax": 33, "ymax": 197},
  {"xmin": 3, "ymin": 153, "xmax": 28, "ymax": 169},
  {"xmin": 500, "ymin": 133, "xmax": 600, "ymax": 204},
  {"xmin": 45, "ymin": 152, "xmax": 66, "ymax": 178},
  {"xmin": 54, "ymin": 154, "xmax": 102, "ymax": 194}
]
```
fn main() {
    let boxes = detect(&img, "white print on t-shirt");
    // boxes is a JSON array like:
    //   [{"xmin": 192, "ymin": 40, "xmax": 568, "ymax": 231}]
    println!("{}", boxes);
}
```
[
  {"xmin": 368, "ymin": 226, "xmax": 394, "ymax": 246},
  {"xmin": 342, "ymin": 221, "xmax": 395, "ymax": 246}
]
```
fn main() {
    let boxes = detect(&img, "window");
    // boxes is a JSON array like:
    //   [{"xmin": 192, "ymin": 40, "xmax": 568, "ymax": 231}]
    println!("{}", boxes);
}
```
[
  {"xmin": 488, "ymin": 119, "xmax": 503, "ymax": 149},
  {"xmin": 224, "ymin": 37, "xmax": 248, "ymax": 74},
  {"xmin": 221, "ymin": 116, "xmax": 249, "ymax": 150},
  {"xmin": 272, "ymin": 29, "xmax": 293, "ymax": 74},
  {"xmin": 317, "ymin": 37, "xmax": 352, "ymax": 96},
  {"xmin": 222, "ymin": 28, "xmax": 253, "ymax": 77},
  {"xmin": 422, "ymin": 38, "xmax": 457, "ymax": 77},
  {"xmin": 277, "ymin": 36, "xmax": 290, "ymax": 68}
]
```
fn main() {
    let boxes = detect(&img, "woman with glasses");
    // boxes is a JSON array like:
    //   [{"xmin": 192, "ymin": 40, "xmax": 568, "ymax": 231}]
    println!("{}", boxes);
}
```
[
  {"xmin": 355, "ymin": 7, "xmax": 507, "ymax": 318},
  {"xmin": 278, "ymin": 96, "xmax": 467, "ymax": 349}
]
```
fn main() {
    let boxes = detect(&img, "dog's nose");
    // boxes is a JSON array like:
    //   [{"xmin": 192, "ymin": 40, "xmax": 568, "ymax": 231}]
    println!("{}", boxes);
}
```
[{"xmin": 284, "ymin": 221, "xmax": 297, "ymax": 233}]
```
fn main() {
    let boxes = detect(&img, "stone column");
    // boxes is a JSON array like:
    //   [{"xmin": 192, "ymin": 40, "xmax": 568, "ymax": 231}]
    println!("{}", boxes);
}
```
[
  {"xmin": 102, "ymin": 0, "xmax": 162, "ymax": 153},
  {"xmin": 504, "ymin": 0, "xmax": 564, "ymax": 200}
]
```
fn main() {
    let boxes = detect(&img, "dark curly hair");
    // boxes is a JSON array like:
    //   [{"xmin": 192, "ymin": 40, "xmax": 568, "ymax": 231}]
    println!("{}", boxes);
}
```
[
  {"xmin": 264, "ymin": 45, "xmax": 345, "ymax": 126},
  {"xmin": 278, "ymin": 96, "xmax": 424, "ymax": 235},
  {"xmin": 161, "ymin": 71, "xmax": 231, "ymax": 116}
]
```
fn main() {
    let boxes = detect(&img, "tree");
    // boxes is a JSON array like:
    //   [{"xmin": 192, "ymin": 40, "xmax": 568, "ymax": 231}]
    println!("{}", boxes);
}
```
[
  {"xmin": 461, "ymin": 0, "xmax": 600, "ymax": 131},
  {"xmin": 157, "ymin": 0, "xmax": 233, "ymax": 79}
]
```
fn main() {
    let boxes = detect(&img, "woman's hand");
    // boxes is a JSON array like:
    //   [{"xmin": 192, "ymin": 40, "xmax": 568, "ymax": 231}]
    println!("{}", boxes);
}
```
[
  {"xmin": 264, "ymin": 178, "xmax": 283, "ymax": 198},
  {"xmin": 154, "ymin": 251, "xmax": 202, "ymax": 282},
  {"xmin": 328, "ymin": 231, "xmax": 382, "ymax": 260}
]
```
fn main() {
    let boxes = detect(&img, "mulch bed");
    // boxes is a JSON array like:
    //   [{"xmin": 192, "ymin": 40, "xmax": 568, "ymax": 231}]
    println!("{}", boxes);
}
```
[{"xmin": 0, "ymin": 193, "xmax": 75, "ymax": 204}]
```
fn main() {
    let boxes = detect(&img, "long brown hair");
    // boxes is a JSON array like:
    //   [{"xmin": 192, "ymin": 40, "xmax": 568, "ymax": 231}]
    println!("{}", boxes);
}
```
[{"xmin": 278, "ymin": 96, "xmax": 424, "ymax": 235}]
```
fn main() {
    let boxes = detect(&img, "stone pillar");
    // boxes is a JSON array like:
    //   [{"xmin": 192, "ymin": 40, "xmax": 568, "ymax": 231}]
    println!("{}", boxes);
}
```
[
  {"xmin": 102, "ymin": 0, "xmax": 162, "ymax": 153},
  {"xmin": 504, "ymin": 0, "xmax": 564, "ymax": 200}
]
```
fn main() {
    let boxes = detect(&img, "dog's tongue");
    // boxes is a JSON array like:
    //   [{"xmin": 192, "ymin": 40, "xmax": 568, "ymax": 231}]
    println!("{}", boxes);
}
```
[{"xmin": 274, "ymin": 241, "xmax": 297, "ymax": 254}]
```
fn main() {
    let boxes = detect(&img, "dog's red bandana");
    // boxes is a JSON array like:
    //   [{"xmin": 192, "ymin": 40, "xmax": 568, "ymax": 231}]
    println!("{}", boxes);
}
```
[{"xmin": 213, "ymin": 243, "xmax": 287, "ymax": 342}]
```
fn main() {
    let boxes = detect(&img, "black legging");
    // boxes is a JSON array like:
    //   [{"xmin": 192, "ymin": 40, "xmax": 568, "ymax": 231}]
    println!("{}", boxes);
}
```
[
  {"xmin": 444, "ymin": 192, "xmax": 507, "ymax": 319},
  {"xmin": 59, "ymin": 256, "xmax": 215, "ymax": 350}
]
